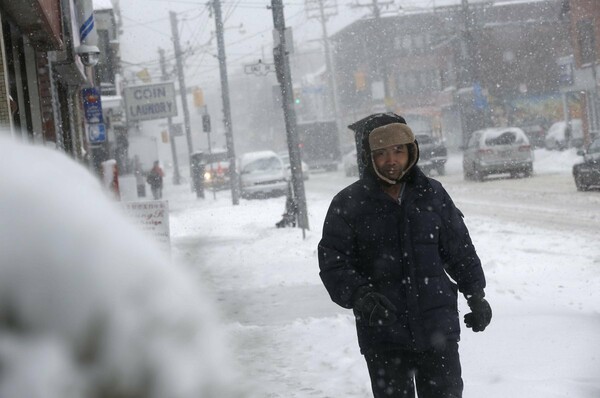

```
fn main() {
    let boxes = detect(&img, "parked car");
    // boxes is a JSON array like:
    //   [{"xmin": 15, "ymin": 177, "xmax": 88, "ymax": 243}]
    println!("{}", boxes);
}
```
[
  {"xmin": 572, "ymin": 137, "xmax": 600, "ymax": 191},
  {"xmin": 343, "ymin": 148, "xmax": 359, "ymax": 177},
  {"xmin": 463, "ymin": 127, "xmax": 533, "ymax": 181},
  {"xmin": 415, "ymin": 133, "xmax": 447, "ymax": 176},
  {"xmin": 521, "ymin": 124, "xmax": 546, "ymax": 148},
  {"xmin": 239, "ymin": 151, "xmax": 288, "ymax": 199},
  {"xmin": 277, "ymin": 152, "xmax": 309, "ymax": 181},
  {"xmin": 545, "ymin": 119, "xmax": 583, "ymax": 150}
]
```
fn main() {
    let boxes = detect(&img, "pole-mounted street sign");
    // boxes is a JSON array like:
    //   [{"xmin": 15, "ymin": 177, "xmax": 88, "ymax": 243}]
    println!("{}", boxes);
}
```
[{"xmin": 244, "ymin": 60, "xmax": 276, "ymax": 76}]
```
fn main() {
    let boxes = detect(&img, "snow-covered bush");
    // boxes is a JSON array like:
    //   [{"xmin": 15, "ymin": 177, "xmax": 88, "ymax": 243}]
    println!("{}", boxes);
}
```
[{"xmin": 0, "ymin": 136, "xmax": 241, "ymax": 398}]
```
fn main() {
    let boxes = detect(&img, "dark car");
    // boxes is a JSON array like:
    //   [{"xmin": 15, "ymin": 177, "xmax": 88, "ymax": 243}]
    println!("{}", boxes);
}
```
[
  {"xmin": 573, "ymin": 138, "xmax": 600, "ymax": 191},
  {"xmin": 203, "ymin": 151, "xmax": 230, "ymax": 191},
  {"xmin": 521, "ymin": 124, "xmax": 546, "ymax": 148},
  {"xmin": 415, "ymin": 133, "xmax": 447, "ymax": 176}
]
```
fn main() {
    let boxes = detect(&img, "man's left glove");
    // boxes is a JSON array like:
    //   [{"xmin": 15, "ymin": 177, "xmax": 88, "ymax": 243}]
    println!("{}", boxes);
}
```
[{"xmin": 464, "ymin": 293, "xmax": 492, "ymax": 332}]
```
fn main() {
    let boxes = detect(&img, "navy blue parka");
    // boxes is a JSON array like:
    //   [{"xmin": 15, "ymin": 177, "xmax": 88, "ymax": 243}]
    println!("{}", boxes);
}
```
[{"xmin": 318, "ymin": 157, "xmax": 486, "ymax": 354}]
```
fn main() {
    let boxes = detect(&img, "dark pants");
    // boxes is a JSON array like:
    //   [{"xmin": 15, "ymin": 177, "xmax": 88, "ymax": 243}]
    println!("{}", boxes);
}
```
[
  {"xmin": 151, "ymin": 185, "xmax": 162, "ymax": 200},
  {"xmin": 137, "ymin": 184, "xmax": 146, "ymax": 198},
  {"xmin": 364, "ymin": 342, "xmax": 463, "ymax": 398}
]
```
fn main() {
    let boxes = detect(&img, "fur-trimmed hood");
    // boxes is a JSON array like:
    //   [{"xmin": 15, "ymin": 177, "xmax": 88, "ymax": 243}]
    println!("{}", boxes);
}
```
[{"xmin": 348, "ymin": 113, "xmax": 421, "ymax": 185}]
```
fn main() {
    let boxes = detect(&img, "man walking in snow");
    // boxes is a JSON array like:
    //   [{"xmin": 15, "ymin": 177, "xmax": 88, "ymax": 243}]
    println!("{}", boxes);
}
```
[{"xmin": 318, "ymin": 114, "xmax": 492, "ymax": 398}]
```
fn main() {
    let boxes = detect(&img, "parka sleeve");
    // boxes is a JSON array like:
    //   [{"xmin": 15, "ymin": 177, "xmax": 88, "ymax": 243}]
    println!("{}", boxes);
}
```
[
  {"xmin": 318, "ymin": 196, "xmax": 370, "ymax": 309},
  {"xmin": 437, "ymin": 187, "xmax": 486, "ymax": 297}
]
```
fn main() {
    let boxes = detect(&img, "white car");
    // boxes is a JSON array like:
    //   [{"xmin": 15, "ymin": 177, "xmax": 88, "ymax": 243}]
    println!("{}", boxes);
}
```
[
  {"xmin": 239, "ymin": 151, "xmax": 288, "ymax": 199},
  {"xmin": 343, "ymin": 148, "xmax": 359, "ymax": 177},
  {"xmin": 463, "ymin": 127, "xmax": 533, "ymax": 181},
  {"xmin": 278, "ymin": 152, "xmax": 309, "ymax": 180},
  {"xmin": 545, "ymin": 119, "xmax": 583, "ymax": 150}
]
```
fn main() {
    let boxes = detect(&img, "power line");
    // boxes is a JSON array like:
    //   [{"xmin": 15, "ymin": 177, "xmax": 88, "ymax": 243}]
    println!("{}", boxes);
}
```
[
  {"xmin": 121, "ymin": 2, "xmax": 309, "ymax": 83},
  {"xmin": 121, "ymin": 15, "xmax": 173, "ymax": 37},
  {"xmin": 121, "ymin": 6, "xmax": 203, "ymax": 27}
]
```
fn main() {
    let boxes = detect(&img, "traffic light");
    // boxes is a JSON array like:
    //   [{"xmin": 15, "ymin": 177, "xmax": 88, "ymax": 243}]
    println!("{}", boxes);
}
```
[
  {"xmin": 202, "ymin": 114, "xmax": 211, "ymax": 133},
  {"xmin": 293, "ymin": 87, "xmax": 301, "ymax": 105},
  {"xmin": 354, "ymin": 71, "xmax": 366, "ymax": 91},
  {"xmin": 161, "ymin": 130, "xmax": 169, "ymax": 143},
  {"xmin": 193, "ymin": 88, "xmax": 205, "ymax": 108}
]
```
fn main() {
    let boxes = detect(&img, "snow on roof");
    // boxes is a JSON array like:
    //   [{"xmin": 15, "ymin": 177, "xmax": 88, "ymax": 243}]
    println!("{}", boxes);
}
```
[
  {"xmin": 302, "ymin": 65, "xmax": 327, "ymax": 85},
  {"xmin": 93, "ymin": 0, "xmax": 113, "ymax": 11}
]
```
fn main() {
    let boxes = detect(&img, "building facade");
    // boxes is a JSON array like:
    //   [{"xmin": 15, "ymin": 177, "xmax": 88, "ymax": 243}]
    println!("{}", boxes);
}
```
[
  {"xmin": 331, "ymin": 0, "xmax": 572, "ymax": 149},
  {"xmin": 0, "ymin": 0, "xmax": 121, "ymax": 174},
  {"xmin": 564, "ymin": 0, "xmax": 600, "ymax": 143}
]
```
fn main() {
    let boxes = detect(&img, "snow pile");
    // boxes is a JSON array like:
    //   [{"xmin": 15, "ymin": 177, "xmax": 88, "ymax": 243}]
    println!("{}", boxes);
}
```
[
  {"xmin": 0, "ymin": 136, "xmax": 242, "ymax": 398},
  {"xmin": 534, "ymin": 147, "xmax": 581, "ymax": 174}
]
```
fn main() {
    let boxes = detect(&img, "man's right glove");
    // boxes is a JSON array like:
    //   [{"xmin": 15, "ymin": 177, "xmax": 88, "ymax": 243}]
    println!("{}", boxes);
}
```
[
  {"xmin": 353, "ymin": 291, "xmax": 398, "ymax": 327},
  {"xmin": 464, "ymin": 293, "xmax": 492, "ymax": 332}
]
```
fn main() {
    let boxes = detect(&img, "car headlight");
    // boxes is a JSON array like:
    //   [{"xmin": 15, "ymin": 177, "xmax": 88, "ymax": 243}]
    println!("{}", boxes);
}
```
[{"xmin": 204, "ymin": 171, "xmax": 212, "ymax": 181}]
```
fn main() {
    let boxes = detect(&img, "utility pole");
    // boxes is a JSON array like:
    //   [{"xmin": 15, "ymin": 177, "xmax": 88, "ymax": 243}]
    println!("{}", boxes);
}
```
[
  {"xmin": 159, "ymin": 47, "xmax": 181, "ymax": 185},
  {"xmin": 460, "ymin": 0, "xmax": 477, "ymax": 87},
  {"xmin": 170, "ymin": 11, "xmax": 194, "ymax": 168},
  {"xmin": 351, "ymin": 0, "xmax": 394, "ymax": 110},
  {"xmin": 456, "ymin": 0, "xmax": 489, "ymax": 145},
  {"xmin": 306, "ymin": 0, "xmax": 343, "ymax": 143},
  {"xmin": 271, "ymin": 0, "xmax": 309, "ymax": 233},
  {"xmin": 211, "ymin": 0, "xmax": 240, "ymax": 205}
]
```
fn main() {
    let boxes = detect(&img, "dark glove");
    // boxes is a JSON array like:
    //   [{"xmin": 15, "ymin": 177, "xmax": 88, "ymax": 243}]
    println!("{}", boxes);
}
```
[
  {"xmin": 353, "ymin": 291, "xmax": 398, "ymax": 327},
  {"xmin": 464, "ymin": 293, "xmax": 492, "ymax": 332}
]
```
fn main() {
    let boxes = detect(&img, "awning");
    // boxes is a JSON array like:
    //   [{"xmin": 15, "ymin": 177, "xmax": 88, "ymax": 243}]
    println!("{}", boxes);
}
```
[{"xmin": 0, "ymin": 0, "xmax": 63, "ymax": 50}]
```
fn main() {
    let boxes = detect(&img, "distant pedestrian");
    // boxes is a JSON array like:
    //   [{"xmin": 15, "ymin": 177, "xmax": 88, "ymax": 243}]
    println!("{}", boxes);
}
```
[
  {"xmin": 133, "ymin": 156, "xmax": 146, "ymax": 198},
  {"xmin": 318, "ymin": 115, "xmax": 492, "ymax": 398},
  {"xmin": 147, "ymin": 160, "xmax": 164, "ymax": 200}
]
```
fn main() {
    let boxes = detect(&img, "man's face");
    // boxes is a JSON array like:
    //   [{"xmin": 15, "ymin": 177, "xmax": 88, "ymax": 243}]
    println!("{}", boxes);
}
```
[{"xmin": 372, "ymin": 144, "xmax": 409, "ymax": 181}]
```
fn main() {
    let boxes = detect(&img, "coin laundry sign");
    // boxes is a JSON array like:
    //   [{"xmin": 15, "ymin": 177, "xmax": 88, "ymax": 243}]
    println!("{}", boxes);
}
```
[{"xmin": 124, "ymin": 82, "xmax": 178, "ymax": 122}]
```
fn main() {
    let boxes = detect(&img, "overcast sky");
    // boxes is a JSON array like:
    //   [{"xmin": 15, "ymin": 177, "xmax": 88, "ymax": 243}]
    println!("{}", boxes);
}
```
[{"xmin": 115, "ymin": 0, "xmax": 471, "ymax": 91}]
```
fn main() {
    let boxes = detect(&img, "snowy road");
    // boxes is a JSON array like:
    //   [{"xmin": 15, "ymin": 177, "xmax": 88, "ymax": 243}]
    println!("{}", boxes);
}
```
[
  {"xmin": 441, "ymin": 173, "xmax": 599, "ymax": 234},
  {"xmin": 166, "ymin": 150, "xmax": 600, "ymax": 398}
]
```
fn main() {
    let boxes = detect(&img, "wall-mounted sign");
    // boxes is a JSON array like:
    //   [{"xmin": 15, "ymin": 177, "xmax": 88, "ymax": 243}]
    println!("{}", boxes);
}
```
[
  {"xmin": 82, "ymin": 87, "xmax": 104, "ymax": 124},
  {"xmin": 123, "ymin": 82, "xmax": 178, "ymax": 122},
  {"xmin": 88, "ymin": 123, "xmax": 106, "ymax": 144},
  {"xmin": 557, "ymin": 55, "xmax": 574, "ymax": 87}
]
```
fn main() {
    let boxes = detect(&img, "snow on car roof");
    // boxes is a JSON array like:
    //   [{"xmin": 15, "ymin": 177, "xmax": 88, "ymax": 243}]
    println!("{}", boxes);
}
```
[
  {"xmin": 476, "ymin": 127, "xmax": 528, "ymax": 143},
  {"xmin": 240, "ymin": 150, "xmax": 280, "ymax": 167}
]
